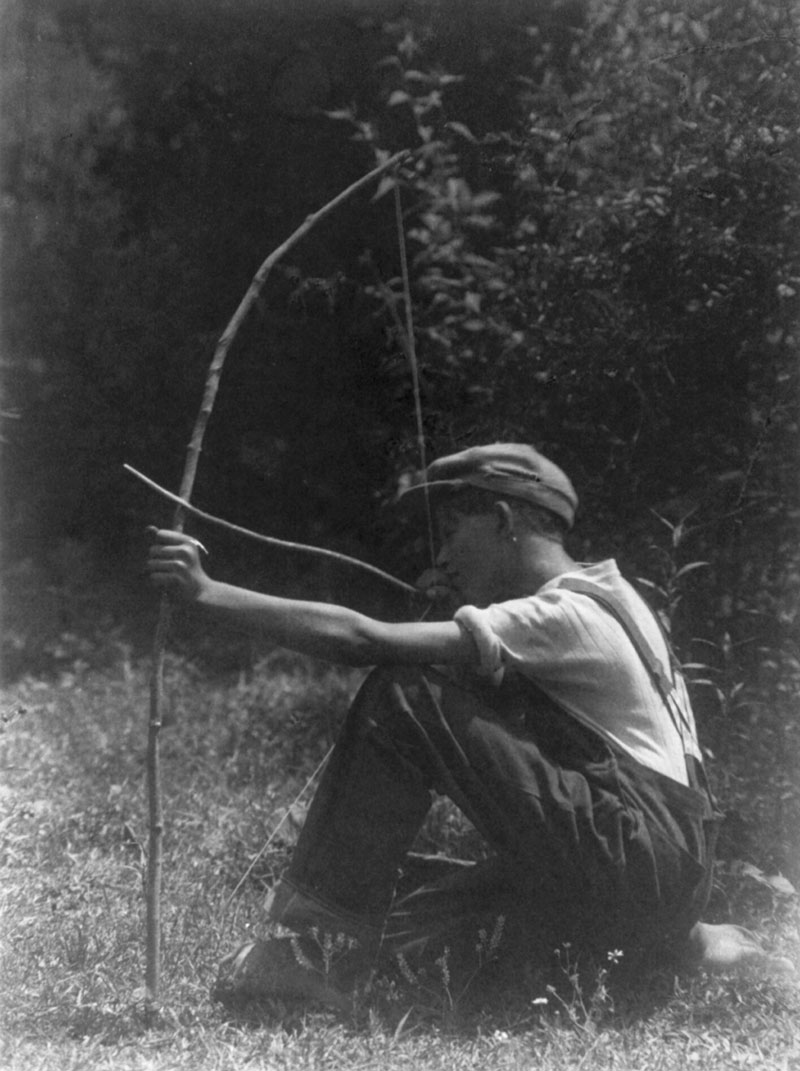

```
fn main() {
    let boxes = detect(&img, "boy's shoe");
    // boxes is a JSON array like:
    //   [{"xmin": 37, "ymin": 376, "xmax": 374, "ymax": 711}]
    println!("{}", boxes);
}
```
[
  {"xmin": 211, "ymin": 936, "xmax": 356, "ymax": 1012},
  {"xmin": 685, "ymin": 922, "xmax": 795, "ymax": 978}
]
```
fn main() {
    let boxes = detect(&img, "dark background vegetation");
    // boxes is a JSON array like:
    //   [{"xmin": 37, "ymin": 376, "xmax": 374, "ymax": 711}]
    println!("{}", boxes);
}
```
[{"xmin": 2, "ymin": 0, "xmax": 798, "ymax": 872}]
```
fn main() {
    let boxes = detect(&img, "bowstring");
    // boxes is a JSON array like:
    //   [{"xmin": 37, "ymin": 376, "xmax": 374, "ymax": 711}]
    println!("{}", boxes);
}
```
[
  {"xmin": 224, "ymin": 743, "xmax": 334, "ymax": 910},
  {"xmin": 394, "ymin": 181, "xmax": 437, "ymax": 573},
  {"xmin": 226, "ymin": 177, "xmax": 437, "ymax": 914}
]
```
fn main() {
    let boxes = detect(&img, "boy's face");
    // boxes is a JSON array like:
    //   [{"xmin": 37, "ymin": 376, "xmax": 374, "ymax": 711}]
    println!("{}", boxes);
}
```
[{"xmin": 434, "ymin": 504, "xmax": 507, "ymax": 608}]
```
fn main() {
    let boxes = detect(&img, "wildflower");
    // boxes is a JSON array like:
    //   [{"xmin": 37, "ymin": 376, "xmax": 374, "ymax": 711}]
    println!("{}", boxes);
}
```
[
  {"xmin": 395, "ymin": 952, "xmax": 417, "ymax": 987},
  {"xmin": 321, "ymin": 931, "xmax": 334, "ymax": 973},
  {"xmin": 289, "ymin": 935, "xmax": 315, "ymax": 972},
  {"xmin": 488, "ymin": 914, "xmax": 505, "ymax": 957}
]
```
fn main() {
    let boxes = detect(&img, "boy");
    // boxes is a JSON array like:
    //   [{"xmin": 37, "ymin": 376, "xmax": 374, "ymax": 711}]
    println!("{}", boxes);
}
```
[{"xmin": 147, "ymin": 443, "xmax": 791, "ymax": 1006}]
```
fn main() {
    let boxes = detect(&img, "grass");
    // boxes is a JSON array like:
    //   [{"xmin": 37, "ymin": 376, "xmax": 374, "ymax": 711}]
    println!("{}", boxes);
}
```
[{"xmin": 1, "ymin": 653, "xmax": 798, "ymax": 1070}]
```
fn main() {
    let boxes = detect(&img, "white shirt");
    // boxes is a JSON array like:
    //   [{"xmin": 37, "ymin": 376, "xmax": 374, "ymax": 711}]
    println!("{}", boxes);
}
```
[{"xmin": 454, "ymin": 560, "xmax": 699, "ymax": 785}]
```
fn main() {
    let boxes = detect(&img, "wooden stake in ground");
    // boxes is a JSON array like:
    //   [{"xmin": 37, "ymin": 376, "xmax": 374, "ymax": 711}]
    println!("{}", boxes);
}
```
[{"xmin": 142, "ymin": 150, "xmax": 410, "ymax": 1015}]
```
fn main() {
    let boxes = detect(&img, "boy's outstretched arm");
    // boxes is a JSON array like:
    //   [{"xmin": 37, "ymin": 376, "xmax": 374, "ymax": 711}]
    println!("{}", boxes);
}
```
[{"xmin": 146, "ymin": 529, "xmax": 474, "ymax": 668}]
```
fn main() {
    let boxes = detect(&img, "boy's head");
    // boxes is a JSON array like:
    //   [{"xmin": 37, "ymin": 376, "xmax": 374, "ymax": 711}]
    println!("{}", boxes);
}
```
[
  {"xmin": 434, "ymin": 487, "xmax": 570, "ymax": 543},
  {"xmin": 400, "ymin": 443, "xmax": 578, "ymax": 539}
]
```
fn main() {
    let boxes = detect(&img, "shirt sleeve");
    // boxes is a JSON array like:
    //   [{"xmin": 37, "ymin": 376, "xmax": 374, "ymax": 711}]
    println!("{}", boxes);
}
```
[
  {"xmin": 454, "ymin": 589, "xmax": 619, "ymax": 690},
  {"xmin": 454, "ymin": 605, "xmax": 506, "ymax": 685}
]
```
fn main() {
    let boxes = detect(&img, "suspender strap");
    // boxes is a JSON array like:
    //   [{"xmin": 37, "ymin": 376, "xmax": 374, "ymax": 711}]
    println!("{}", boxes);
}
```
[
  {"xmin": 556, "ymin": 576, "xmax": 723, "ymax": 816},
  {"xmin": 555, "ymin": 577, "xmax": 695, "ymax": 741}
]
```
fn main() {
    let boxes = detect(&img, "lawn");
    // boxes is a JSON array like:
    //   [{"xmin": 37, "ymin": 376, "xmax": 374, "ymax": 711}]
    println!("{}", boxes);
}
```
[{"xmin": 1, "ymin": 654, "xmax": 798, "ymax": 1070}]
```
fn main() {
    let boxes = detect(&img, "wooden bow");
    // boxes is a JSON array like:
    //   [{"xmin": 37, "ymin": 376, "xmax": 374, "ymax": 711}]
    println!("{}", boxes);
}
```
[{"xmin": 133, "ymin": 149, "xmax": 412, "ymax": 1014}]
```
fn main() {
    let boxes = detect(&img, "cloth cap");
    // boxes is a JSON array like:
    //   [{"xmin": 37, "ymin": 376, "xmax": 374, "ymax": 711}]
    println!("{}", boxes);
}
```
[{"xmin": 398, "ymin": 443, "xmax": 578, "ymax": 529}]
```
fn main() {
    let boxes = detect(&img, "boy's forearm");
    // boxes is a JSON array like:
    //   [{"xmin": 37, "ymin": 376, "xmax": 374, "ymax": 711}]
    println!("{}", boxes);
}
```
[{"xmin": 195, "ymin": 580, "xmax": 373, "ymax": 664}]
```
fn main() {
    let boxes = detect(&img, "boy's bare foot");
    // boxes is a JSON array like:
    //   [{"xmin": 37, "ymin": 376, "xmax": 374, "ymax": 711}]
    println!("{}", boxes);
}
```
[{"xmin": 685, "ymin": 922, "xmax": 795, "ymax": 977}]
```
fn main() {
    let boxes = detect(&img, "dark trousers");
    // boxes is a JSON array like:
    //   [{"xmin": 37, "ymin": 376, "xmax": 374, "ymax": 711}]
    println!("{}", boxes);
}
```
[{"xmin": 271, "ymin": 667, "xmax": 715, "ymax": 969}]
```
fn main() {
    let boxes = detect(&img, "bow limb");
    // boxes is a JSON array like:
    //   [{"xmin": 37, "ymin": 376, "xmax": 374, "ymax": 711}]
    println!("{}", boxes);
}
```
[
  {"xmin": 175, "ymin": 149, "xmax": 410, "ymax": 517},
  {"xmin": 142, "ymin": 149, "xmax": 411, "ymax": 1014}
]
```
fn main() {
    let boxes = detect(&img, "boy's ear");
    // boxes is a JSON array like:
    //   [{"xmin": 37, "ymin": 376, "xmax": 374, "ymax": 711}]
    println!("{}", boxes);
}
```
[{"xmin": 493, "ymin": 500, "xmax": 516, "ymax": 537}]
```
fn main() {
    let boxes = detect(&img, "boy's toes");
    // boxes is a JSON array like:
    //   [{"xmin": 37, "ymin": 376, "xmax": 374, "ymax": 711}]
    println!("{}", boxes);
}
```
[{"xmin": 685, "ymin": 923, "xmax": 795, "ymax": 978}]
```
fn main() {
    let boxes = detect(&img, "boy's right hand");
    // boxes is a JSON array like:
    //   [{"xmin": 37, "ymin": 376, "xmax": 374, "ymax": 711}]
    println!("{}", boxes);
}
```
[{"xmin": 415, "ymin": 568, "xmax": 459, "ymax": 616}]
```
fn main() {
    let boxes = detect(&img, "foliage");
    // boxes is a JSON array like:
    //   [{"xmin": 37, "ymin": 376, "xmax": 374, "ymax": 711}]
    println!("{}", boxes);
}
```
[
  {"xmin": 351, "ymin": 2, "xmax": 798, "ymax": 511},
  {"xmin": 2, "ymin": 0, "xmax": 408, "ymax": 587},
  {"xmin": 2, "ymin": 0, "xmax": 797, "ymax": 624},
  {"xmin": 3, "ymin": 1, "xmax": 794, "ymax": 562}
]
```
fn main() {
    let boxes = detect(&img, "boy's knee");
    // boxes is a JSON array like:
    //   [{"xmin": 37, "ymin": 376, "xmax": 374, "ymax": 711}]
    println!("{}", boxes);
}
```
[{"xmin": 348, "ymin": 667, "xmax": 432, "ymax": 729}]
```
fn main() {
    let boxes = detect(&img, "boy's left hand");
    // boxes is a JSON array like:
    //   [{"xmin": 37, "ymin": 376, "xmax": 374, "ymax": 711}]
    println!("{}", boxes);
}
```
[{"xmin": 146, "ymin": 528, "xmax": 211, "ymax": 602}]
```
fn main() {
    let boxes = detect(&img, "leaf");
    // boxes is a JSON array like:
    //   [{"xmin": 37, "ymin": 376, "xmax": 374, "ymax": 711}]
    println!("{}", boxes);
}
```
[
  {"xmin": 371, "ymin": 175, "xmax": 397, "ymax": 202},
  {"xmin": 387, "ymin": 90, "xmax": 410, "ymax": 107},
  {"xmin": 445, "ymin": 121, "xmax": 477, "ymax": 143},
  {"xmin": 674, "ymin": 561, "xmax": 710, "ymax": 580},
  {"xmin": 735, "ymin": 862, "xmax": 798, "ymax": 898},
  {"xmin": 392, "ymin": 1007, "xmax": 414, "ymax": 1041},
  {"xmin": 471, "ymin": 190, "xmax": 502, "ymax": 209},
  {"xmin": 690, "ymin": 19, "xmax": 709, "ymax": 44},
  {"xmin": 635, "ymin": 577, "xmax": 666, "ymax": 597},
  {"xmin": 465, "ymin": 214, "xmax": 496, "ymax": 230},
  {"xmin": 649, "ymin": 510, "xmax": 675, "ymax": 533},
  {"xmin": 766, "ymin": 874, "xmax": 798, "ymax": 897}
]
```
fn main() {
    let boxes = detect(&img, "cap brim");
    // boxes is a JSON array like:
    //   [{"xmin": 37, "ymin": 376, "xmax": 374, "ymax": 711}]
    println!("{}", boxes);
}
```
[{"xmin": 395, "ymin": 479, "xmax": 469, "ymax": 516}]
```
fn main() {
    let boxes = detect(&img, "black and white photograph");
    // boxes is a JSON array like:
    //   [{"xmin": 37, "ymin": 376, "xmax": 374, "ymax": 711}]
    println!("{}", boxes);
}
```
[{"xmin": 1, "ymin": 1, "xmax": 798, "ymax": 1067}]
